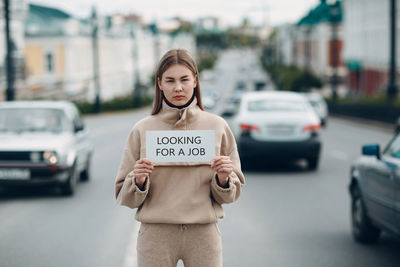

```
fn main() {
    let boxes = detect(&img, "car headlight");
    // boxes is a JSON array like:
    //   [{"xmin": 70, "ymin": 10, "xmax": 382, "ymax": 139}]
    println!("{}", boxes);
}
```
[{"xmin": 43, "ymin": 151, "xmax": 58, "ymax": 164}]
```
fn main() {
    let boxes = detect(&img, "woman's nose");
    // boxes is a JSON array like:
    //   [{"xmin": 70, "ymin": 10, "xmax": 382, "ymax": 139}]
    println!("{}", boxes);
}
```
[{"xmin": 174, "ymin": 82, "xmax": 183, "ymax": 91}]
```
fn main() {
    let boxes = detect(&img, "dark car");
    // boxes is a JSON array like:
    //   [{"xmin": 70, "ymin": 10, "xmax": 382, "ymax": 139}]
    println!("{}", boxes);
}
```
[{"xmin": 349, "ymin": 134, "xmax": 400, "ymax": 243}]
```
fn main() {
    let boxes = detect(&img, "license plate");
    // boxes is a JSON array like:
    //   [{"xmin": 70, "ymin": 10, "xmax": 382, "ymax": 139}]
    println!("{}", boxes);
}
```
[{"xmin": 0, "ymin": 169, "xmax": 30, "ymax": 180}]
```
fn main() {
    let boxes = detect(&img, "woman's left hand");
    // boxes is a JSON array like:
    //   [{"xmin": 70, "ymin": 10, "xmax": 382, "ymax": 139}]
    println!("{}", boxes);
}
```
[{"xmin": 211, "ymin": 156, "xmax": 233, "ymax": 187}]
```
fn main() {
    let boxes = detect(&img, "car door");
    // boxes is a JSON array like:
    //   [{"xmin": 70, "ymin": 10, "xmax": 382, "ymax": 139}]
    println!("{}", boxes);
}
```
[
  {"xmin": 372, "ymin": 134, "xmax": 400, "ymax": 232},
  {"xmin": 72, "ymin": 109, "xmax": 90, "ymax": 172},
  {"xmin": 360, "ymin": 140, "xmax": 397, "ymax": 232},
  {"xmin": 384, "ymin": 135, "xmax": 400, "ymax": 232}
]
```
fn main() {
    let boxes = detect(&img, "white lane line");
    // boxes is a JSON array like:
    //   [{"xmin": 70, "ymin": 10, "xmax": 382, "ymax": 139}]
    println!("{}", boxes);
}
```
[
  {"xmin": 123, "ymin": 221, "xmax": 140, "ymax": 267},
  {"xmin": 330, "ymin": 149, "xmax": 349, "ymax": 161}
]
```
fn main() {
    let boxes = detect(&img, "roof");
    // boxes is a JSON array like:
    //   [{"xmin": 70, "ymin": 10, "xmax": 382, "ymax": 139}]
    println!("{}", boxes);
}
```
[
  {"xmin": 28, "ymin": 4, "xmax": 71, "ymax": 19},
  {"xmin": 25, "ymin": 3, "xmax": 74, "ymax": 36},
  {"xmin": 242, "ymin": 91, "xmax": 307, "ymax": 102},
  {"xmin": 297, "ymin": 0, "xmax": 342, "ymax": 26},
  {"xmin": 0, "ymin": 101, "xmax": 76, "ymax": 110}
]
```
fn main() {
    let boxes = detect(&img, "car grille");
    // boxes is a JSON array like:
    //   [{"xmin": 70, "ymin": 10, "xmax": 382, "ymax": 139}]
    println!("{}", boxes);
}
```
[{"xmin": 0, "ymin": 151, "xmax": 43, "ymax": 162}]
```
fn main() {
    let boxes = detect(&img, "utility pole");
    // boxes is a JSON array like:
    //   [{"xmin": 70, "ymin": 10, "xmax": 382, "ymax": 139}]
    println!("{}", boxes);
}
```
[
  {"xmin": 330, "ymin": 2, "xmax": 341, "ymax": 101},
  {"xmin": 387, "ymin": 0, "xmax": 398, "ymax": 102},
  {"xmin": 304, "ymin": 26, "xmax": 312, "ymax": 73},
  {"xmin": 91, "ymin": 6, "xmax": 101, "ymax": 113},
  {"xmin": 4, "ymin": 0, "xmax": 15, "ymax": 101},
  {"xmin": 131, "ymin": 25, "xmax": 141, "ymax": 108}
]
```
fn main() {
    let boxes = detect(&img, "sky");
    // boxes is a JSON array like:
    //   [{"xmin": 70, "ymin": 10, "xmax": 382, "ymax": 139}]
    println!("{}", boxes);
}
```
[{"xmin": 30, "ymin": 0, "xmax": 319, "ymax": 26}]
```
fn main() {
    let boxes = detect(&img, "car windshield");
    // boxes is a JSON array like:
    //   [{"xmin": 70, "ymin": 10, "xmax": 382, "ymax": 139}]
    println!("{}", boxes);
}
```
[
  {"xmin": 247, "ymin": 99, "xmax": 307, "ymax": 112},
  {"xmin": 308, "ymin": 100, "xmax": 319, "ymax": 108},
  {"xmin": 0, "ymin": 108, "xmax": 69, "ymax": 133}
]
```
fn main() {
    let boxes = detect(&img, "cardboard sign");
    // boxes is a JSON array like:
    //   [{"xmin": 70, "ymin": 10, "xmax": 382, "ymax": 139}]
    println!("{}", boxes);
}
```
[{"xmin": 146, "ymin": 130, "xmax": 215, "ymax": 163}]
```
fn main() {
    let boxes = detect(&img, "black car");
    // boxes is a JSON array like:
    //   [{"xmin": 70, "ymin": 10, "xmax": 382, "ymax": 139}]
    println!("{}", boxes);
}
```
[{"xmin": 349, "ymin": 133, "xmax": 400, "ymax": 243}]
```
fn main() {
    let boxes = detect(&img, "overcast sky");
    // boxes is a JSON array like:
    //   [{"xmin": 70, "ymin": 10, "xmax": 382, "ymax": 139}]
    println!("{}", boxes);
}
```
[{"xmin": 30, "ymin": 0, "xmax": 319, "ymax": 26}]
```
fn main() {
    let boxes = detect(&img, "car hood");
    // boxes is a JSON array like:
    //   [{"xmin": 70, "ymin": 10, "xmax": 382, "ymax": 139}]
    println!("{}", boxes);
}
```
[{"xmin": 0, "ymin": 132, "xmax": 72, "ymax": 151}]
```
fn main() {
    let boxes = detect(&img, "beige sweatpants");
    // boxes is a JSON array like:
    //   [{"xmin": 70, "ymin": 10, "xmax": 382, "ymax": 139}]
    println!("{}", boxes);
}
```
[{"xmin": 137, "ymin": 223, "xmax": 223, "ymax": 267}]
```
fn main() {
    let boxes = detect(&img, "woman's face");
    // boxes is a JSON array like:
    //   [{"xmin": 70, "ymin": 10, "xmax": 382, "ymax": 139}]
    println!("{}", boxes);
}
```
[{"xmin": 158, "ymin": 64, "xmax": 197, "ymax": 106}]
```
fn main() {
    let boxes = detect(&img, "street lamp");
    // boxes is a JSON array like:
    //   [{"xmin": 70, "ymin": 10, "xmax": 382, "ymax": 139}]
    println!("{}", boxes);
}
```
[
  {"xmin": 91, "ymin": 6, "xmax": 101, "ymax": 113},
  {"xmin": 387, "ymin": 0, "xmax": 398, "ymax": 102},
  {"xmin": 131, "ymin": 25, "xmax": 141, "ymax": 108},
  {"xmin": 4, "ymin": 0, "xmax": 15, "ymax": 101},
  {"xmin": 330, "ymin": 1, "xmax": 341, "ymax": 101}
]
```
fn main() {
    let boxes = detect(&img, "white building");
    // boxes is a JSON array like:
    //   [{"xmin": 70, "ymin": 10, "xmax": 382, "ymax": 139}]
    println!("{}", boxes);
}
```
[
  {"xmin": 23, "ymin": 4, "xmax": 197, "ymax": 102},
  {"xmin": 343, "ymin": 0, "xmax": 396, "ymax": 95},
  {"xmin": 274, "ymin": 0, "xmax": 345, "ymax": 85}
]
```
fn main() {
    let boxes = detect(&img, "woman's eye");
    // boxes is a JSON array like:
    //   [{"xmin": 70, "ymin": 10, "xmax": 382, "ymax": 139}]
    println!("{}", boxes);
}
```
[
  {"xmin": 166, "ymin": 80, "xmax": 174, "ymax": 83},
  {"xmin": 182, "ymin": 79, "xmax": 189, "ymax": 82}
]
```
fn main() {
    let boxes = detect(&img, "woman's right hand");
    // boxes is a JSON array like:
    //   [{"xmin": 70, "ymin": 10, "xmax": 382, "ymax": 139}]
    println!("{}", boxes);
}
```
[{"xmin": 133, "ymin": 158, "xmax": 154, "ymax": 187}]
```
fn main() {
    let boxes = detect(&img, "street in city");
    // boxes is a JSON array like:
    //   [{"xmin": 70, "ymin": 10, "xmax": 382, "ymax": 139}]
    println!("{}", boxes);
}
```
[
  {"xmin": 1, "ymin": 49, "xmax": 400, "ymax": 267},
  {"xmin": 1, "ymin": 107, "xmax": 399, "ymax": 267}
]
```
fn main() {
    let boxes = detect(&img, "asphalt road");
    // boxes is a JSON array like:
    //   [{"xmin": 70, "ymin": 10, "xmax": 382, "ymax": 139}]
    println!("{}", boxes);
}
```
[
  {"xmin": 1, "ymin": 108, "xmax": 399, "ymax": 267},
  {"xmin": 1, "ymin": 49, "xmax": 400, "ymax": 267}
]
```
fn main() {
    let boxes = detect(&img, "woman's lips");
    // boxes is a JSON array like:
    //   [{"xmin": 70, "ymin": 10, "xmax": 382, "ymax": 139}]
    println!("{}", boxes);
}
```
[{"xmin": 174, "ymin": 96, "xmax": 185, "ymax": 100}]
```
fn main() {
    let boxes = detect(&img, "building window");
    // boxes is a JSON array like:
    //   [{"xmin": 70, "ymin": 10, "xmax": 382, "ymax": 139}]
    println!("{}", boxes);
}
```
[{"xmin": 45, "ymin": 52, "xmax": 54, "ymax": 73}]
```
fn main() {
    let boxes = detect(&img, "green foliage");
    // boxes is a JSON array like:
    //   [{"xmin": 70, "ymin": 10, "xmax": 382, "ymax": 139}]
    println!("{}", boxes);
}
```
[
  {"xmin": 197, "ymin": 54, "xmax": 218, "ymax": 73},
  {"xmin": 196, "ymin": 31, "xmax": 261, "ymax": 50},
  {"xmin": 74, "ymin": 94, "xmax": 153, "ymax": 115},
  {"xmin": 327, "ymin": 93, "xmax": 400, "ymax": 106},
  {"xmin": 262, "ymin": 62, "xmax": 322, "ymax": 92}
]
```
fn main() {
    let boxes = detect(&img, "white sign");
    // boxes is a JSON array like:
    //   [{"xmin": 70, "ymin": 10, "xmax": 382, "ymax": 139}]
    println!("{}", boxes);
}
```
[{"xmin": 146, "ymin": 130, "xmax": 215, "ymax": 163}]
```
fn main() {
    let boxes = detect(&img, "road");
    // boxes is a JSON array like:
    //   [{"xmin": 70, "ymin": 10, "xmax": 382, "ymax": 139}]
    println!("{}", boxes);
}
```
[
  {"xmin": 1, "ymin": 49, "xmax": 400, "ymax": 267},
  {"xmin": 1, "ymin": 109, "xmax": 399, "ymax": 267}
]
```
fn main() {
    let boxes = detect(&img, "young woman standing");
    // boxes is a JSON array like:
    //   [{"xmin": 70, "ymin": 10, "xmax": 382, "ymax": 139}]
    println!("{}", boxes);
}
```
[{"xmin": 115, "ymin": 49, "xmax": 245, "ymax": 267}]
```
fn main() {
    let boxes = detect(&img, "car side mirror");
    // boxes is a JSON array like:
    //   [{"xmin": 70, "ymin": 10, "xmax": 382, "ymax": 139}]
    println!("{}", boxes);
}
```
[
  {"xmin": 362, "ymin": 144, "xmax": 380, "ymax": 159},
  {"xmin": 74, "ymin": 124, "xmax": 84, "ymax": 133},
  {"xmin": 221, "ymin": 110, "xmax": 235, "ymax": 118}
]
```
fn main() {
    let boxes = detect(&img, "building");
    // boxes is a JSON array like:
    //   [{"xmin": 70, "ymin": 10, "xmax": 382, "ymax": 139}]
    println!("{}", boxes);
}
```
[
  {"xmin": 23, "ymin": 4, "xmax": 198, "ymax": 102},
  {"xmin": 295, "ymin": 0, "xmax": 344, "ymax": 83},
  {"xmin": 343, "ymin": 0, "xmax": 396, "ymax": 96},
  {"xmin": 24, "ymin": 4, "xmax": 135, "ymax": 101}
]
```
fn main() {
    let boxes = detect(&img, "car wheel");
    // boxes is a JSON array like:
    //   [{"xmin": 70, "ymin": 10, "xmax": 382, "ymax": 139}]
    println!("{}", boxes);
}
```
[
  {"xmin": 80, "ymin": 158, "xmax": 91, "ymax": 182},
  {"xmin": 351, "ymin": 186, "xmax": 381, "ymax": 244},
  {"xmin": 61, "ymin": 163, "xmax": 78, "ymax": 196},
  {"xmin": 307, "ymin": 157, "xmax": 319, "ymax": 170}
]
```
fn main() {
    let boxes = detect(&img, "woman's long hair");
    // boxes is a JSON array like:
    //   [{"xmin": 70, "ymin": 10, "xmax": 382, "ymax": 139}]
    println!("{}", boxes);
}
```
[{"xmin": 151, "ymin": 49, "xmax": 205, "ymax": 115}]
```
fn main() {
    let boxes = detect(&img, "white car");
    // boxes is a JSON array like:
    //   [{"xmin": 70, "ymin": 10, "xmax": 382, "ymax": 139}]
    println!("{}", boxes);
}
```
[
  {"xmin": 231, "ymin": 91, "xmax": 322, "ymax": 170},
  {"xmin": 302, "ymin": 92, "xmax": 328, "ymax": 127},
  {"xmin": 0, "ymin": 101, "xmax": 93, "ymax": 195}
]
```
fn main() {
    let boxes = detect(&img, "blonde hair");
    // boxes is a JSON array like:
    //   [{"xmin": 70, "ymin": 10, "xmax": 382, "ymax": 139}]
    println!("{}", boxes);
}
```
[{"xmin": 151, "ymin": 49, "xmax": 204, "ymax": 115}]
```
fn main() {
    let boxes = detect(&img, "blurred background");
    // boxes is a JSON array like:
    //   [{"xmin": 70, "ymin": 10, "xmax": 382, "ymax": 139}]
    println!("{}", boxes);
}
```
[{"xmin": 1, "ymin": 0, "xmax": 400, "ymax": 267}]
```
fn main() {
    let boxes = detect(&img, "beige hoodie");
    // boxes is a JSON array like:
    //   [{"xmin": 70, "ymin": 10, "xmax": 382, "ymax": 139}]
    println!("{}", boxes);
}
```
[{"xmin": 115, "ymin": 99, "xmax": 245, "ymax": 224}]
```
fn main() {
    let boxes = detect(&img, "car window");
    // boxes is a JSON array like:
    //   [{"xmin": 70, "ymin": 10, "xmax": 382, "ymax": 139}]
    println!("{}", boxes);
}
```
[
  {"xmin": 0, "ymin": 108, "xmax": 70, "ymax": 133},
  {"xmin": 383, "ymin": 134, "xmax": 400, "ymax": 159},
  {"xmin": 247, "ymin": 99, "xmax": 307, "ymax": 112}
]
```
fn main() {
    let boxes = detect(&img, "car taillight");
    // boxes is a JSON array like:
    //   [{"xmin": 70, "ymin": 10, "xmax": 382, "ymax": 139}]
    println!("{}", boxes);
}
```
[
  {"xmin": 240, "ymin": 123, "xmax": 260, "ymax": 132},
  {"xmin": 302, "ymin": 123, "xmax": 321, "ymax": 132}
]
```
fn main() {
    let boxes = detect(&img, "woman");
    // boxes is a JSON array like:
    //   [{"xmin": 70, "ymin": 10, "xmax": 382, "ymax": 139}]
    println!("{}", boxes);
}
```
[{"xmin": 115, "ymin": 49, "xmax": 245, "ymax": 267}]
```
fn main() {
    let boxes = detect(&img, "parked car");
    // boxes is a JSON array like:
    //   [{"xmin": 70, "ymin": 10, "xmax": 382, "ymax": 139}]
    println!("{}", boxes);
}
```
[
  {"xmin": 0, "ymin": 101, "xmax": 93, "ymax": 195},
  {"xmin": 302, "ymin": 93, "xmax": 328, "ymax": 127},
  {"xmin": 349, "ymin": 134, "xmax": 400, "ymax": 243},
  {"xmin": 230, "ymin": 91, "xmax": 322, "ymax": 170},
  {"xmin": 395, "ymin": 116, "xmax": 400, "ymax": 134}
]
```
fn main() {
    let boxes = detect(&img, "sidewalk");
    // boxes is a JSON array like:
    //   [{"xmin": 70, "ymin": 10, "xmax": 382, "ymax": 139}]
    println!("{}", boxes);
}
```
[{"xmin": 330, "ymin": 114, "xmax": 394, "ymax": 133}]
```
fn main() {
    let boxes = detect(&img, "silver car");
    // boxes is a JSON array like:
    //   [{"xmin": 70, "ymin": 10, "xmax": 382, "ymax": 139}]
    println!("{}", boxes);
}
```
[
  {"xmin": 0, "ymin": 101, "xmax": 93, "ymax": 195},
  {"xmin": 230, "ymin": 91, "xmax": 322, "ymax": 170}
]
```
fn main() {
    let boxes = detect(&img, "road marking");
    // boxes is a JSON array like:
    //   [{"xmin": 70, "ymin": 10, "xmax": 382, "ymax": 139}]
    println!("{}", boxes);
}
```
[
  {"xmin": 330, "ymin": 149, "xmax": 348, "ymax": 161},
  {"xmin": 123, "ymin": 221, "xmax": 140, "ymax": 267}
]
